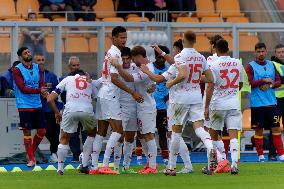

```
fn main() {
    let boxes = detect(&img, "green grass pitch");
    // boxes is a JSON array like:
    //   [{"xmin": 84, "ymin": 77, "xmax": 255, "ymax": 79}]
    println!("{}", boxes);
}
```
[{"xmin": 0, "ymin": 163, "xmax": 283, "ymax": 189}]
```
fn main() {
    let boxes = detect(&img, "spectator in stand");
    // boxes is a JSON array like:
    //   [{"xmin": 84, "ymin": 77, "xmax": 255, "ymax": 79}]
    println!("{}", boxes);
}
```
[
  {"xmin": 21, "ymin": 12, "xmax": 48, "ymax": 58},
  {"xmin": 166, "ymin": 0, "xmax": 196, "ymax": 21},
  {"xmin": 1, "ymin": 61, "xmax": 21, "ymax": 90},
  {"xmin": 39, "ymin": 0, "xmax": 76, "ymax": 21},
  {"xmin": 245, "ymin": 42, "xmax": 284, "ymax": 162},
  {"xmin": 70, "ymin": 0, "xmax": 97, "ymax": 21},
  {"xmin": 34, "ymin": 54, "xmax": 62, "ymax": 163},
  {"xmin": 117, "ymin": 0, "xmax": 156, "ymax": 20}
]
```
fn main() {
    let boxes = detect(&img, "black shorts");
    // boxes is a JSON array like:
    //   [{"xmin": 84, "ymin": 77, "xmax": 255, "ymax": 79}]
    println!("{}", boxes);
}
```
[
  {"xmin": 251, "ymin": 106, "xmax": 280, "ymax": 129},
  {"xmin": 18, "ymin": 109, "xmax": 46, "ymax": 130},
  {"xmin": 156, "ymin": 110, "xmax": 168, "ymax": 131}
]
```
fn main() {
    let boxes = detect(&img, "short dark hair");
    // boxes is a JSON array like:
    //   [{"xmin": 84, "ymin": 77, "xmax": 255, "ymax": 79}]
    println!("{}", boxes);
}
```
[
  {"xmin": 209, "ymin": 34, "xmax": 224, "ymax": 47},
  {"xmin": 155, "ymin": 45, "xmax": 170, "ymax": 57},
  {"xmin": 184, "ymin": 30, "xmax": 196, "ymax": 44},
  {"xmin": 173, "ymin": 39, "xmax": 183, "ymax": 51},
  {"xmin": 131, "ymin": 46, "xmax": 147, "ymax": 58},
  {"xmin": 255, "ymin": 42, "xmax": 266, "ymax": 50},
  {"xmin": 215, "ymin": 39, "xmax": 229, "ymax": 53},
  {"xmin": 121, "ymin": 47, "xmax": 131, "ymax": 57},
  {"xmin": 112, "ymin": 26, "xmax": 126, "ymax": 37},
  {"xmin": 275, "ymin": 43, "xmax": 284, "ymax": 50},
  {"xmin": 69, "ymin": 69, "xmax": 85, "ymax": 76},
  {"xmin": 17, "ymin": 47, "xmax": 28, "ymax": 56}
]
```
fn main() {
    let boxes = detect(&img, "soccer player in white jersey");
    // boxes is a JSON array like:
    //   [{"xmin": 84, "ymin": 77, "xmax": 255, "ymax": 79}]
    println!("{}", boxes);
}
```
[
  {"xmin": 164, "ymin": 30, "xmax": 217, "ymax": 176},
  {"xmin": 204, "ymin": 39, "xmax": 243, "ymax": 175},
  {"xmin": 90, "ymin": 26, "xmax": 143, "ymax": 175},
  {"xmin": 47, "ymin": 70, "xmax": 98, "ymax": 175},
  {"xmin": 203, "ymin": 35, "xmax": 229, "ymax": 171},
  {"xmin": 141, "ymin": 42, "xmax": 194, "ymax": 174},
  {"xmin": 110, "ymin": 46, "xmax": 158, "ymax": 174},
  {"xmin": 112, "ymin": 47, "xmax": 139, "ymax": 173}
]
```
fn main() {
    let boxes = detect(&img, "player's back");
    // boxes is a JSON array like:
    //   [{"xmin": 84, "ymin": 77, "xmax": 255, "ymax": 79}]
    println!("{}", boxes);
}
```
[
  {"xmin": 210, "ymin": 56, "xmax": 243, "ymax": 110},
  {"xmin": 98, "ymin": 45, "xmax": 123, "ymax": 100},
  {"xmin": 174, "ymin": 48, "xmax": 207, "ymax": 105},
  {"xmin": 64, "ymin": 74, "xmax": 93, "ymax": 113}
]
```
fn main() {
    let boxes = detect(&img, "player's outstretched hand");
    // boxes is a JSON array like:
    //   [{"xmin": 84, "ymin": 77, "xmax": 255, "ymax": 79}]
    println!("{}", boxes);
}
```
[
  {"xmin": 147, "ymin": 84, "xmax": 156, "ymax": 93},
  {"xmin": 166, "ymin": 79, "xmax": 173, "ymax": 89},
  {"xmin": 132, "ymin": 92, "xmax": 144, "ymax": 103},
  {"xmin": 110, "ymin": 58, "xmax": 119, "ymax": 68},
  {"xmin": 150, "ymin": 44, "xmax": 163, "ymax": 55},
  {"xmin": 55, "ymin": 112, "xmax": 62, "ymax": 124},
  {"xmin": 204, "ymin": 107, "xmax": 210, "ymax": 121},
  {"xmin": 140, "ymin": 64, "xmax": 149, "ymax": 73}
]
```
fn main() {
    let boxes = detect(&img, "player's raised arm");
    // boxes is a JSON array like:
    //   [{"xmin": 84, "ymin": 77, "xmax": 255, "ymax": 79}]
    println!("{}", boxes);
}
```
[
  {"xmin": 140, "ymin": 64, "xmax": 166, "ymax": 83},
  {"xmin": 110, "ymin": 58, "xmax": 134, "ymax": 82},
  {"xmin": 166, "ymin": 64, "xmax": 187, "ymax": 89}
]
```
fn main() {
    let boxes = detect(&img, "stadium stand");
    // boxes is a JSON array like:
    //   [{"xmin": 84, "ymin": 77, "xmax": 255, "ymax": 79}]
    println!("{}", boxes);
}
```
[
  {"xmin": 195, "ymin": 0, "xmax": 219, "ymax": 17},
  {"xmin": 16, "ymin": 0, "xmax": 40, "ymax": 18},
  {"xmin": 0, "ymin": 0, "xmax": 19, "ymax": 20},
  {"xmin": 216, "ymin": 0, "xmax": 245, "ymax": 17},
  {"xmin": 94, "ymin": 0, "xmax": 116, "ymax": 19}
]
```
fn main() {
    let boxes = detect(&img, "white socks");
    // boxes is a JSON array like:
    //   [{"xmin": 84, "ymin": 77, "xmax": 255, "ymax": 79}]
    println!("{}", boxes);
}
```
[
  {"xmin": 169, "ymin": 132, "xmax": 181, "ymax": 170},
  {"xmin": 91, "ymin": 134, "xmax": 104, "ymax": 170},
  {"xmin": 230, "ymin": 138, "xmax": 238, "ymax": 167},
  {"xmin": 102, "ymin": 132, "xmax": 122, "ymax": 167},
  {"xmin": 179, "ymin": 138, "xmax": 193, "ymax": 170},
  {"xmin": 146, "ymin": 139, "xmax": 157, "ymax": 169},
  {"xmin": 213, "ymin": 140, "xmax": 226, "ymax": 160},
  {"xmin": 82, "ymin": 136, "xmax": 95, "ymax": 167},
  {"xmin": 123, "ymin": 141, "xmax": 134, "ymax": 169},
  {"xmin": 140, "ymin": 138, "xmax": 148, "ymax": 162},
  {"xmin": 57, "ymin": 144, "xmax": 69, "ymax": 172},
  {"xmin": 113, "ymin": 142, "xmax": 123, "ymax": 170},
  {"xmin": 194, "ymin": 127, "xmax": 213, "ymax": 151}
]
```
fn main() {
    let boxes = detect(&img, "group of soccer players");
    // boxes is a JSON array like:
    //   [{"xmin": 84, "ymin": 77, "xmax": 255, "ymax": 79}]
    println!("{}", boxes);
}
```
[{"xmin": 47, "ymin": 26, "xmax": 244, "ymax": 176}]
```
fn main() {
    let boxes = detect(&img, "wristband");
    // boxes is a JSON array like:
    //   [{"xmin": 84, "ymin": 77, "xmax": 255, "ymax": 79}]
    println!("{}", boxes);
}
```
[{"xmin": 161, "ymin": 51, "xmax": 166, "ymax": 57}]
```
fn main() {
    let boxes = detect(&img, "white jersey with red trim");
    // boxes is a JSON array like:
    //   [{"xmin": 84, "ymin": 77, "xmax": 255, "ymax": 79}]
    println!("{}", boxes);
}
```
[
  {"xmin": 119, "ymin": 63, "xmax": 138, "ymax": 105},
  {"xmin": 173, "ymin": 48, "xmax": 208, "ymax": 105},
  {"xmin": 162, "ymin": 64, "xmax": 177, "ymax": 104},
  {"xmin": 210, "ymin": 56, "xmax": 243, "ymax": 110},
  {"xmin": 207, "ymin": 53, "xmax": 218, "ymax": 67},
  {"xmin": 55, "ymin": 74, "xmax": 94, "ymax": 113},
  {"xmin": 97, "ymin": 45, "xmax": 123, "ymax": 100},
  {"xmin": 132, "ymin": 63, "xmax": 156, "ymax": 113}
]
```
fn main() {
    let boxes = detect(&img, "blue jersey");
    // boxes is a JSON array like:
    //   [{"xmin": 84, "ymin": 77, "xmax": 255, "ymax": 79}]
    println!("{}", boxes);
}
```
[
  {"xmin": 153, "ymin": 64, "xmax": 169, "ymax": 110},
  {"xmin": 41, "ymin": 70, "xmax": 63, "ymax": 112},
  {"xmin": 249, "ymin": 60, "xmax": 277, "ymax": 107},
  {"xmin": 14, "ymin": 63, "xmax": 42, "ymax": 109},
  {"xmin": 1, "ymin": 70, "xmax": 13, "ymax": 89}
]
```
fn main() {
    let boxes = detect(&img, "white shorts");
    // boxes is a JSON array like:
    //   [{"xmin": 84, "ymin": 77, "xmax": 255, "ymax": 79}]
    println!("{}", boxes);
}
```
[
  {"xmin": 96, "ymin": 97, "xmax": 122, "ymax": 121},
  {"xmin": 209, "ymin": 109, "xmax": 242, "ymax": 131},
  {"xmin": 167, "ymin": 103, "xmax": 174, "ymax": 132},
  {"xmin": 173, "ymin": 103, "xmax": 204, "ymax": 126},
  {"xmin": 137, "ymin": 111, "xmax": 156, "ymax": 134},
  {"xmin": 61, "ymin": 111, "xmax": 96, "ymax": 133},
  {"xmin": 121, "ymin": 103, "xmax": 137, "ymax": 132}
]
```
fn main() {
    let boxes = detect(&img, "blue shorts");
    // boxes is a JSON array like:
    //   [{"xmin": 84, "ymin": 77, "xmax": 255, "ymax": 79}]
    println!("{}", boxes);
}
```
[
  {"xmin": 18, "ymin": 109, "xmax": 46, "ymax": 130},
  {"xmin": 251, "ymin": 106, "xmax": 280, "ymax": 129}
]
